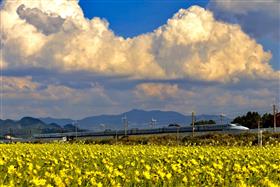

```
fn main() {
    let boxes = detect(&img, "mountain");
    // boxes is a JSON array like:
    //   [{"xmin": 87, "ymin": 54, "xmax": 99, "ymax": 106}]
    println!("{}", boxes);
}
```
[
  {"xmin": 1, "ymin": 110, "xmax": 231, "ymax": 136},
  {"xmin": 39, "ymin": 117, "xmax": 74, "ymax": 126},
  {"xmin": 0, "ymin": 117, "xmax": 81, "ymax": 137},
  {"xmin": 76, "ymin": 109, "xmax": 231, "ymax": 131},
  {"xmin": 63, "ymin": 124, "xmax": 79, "ymax": 132}
]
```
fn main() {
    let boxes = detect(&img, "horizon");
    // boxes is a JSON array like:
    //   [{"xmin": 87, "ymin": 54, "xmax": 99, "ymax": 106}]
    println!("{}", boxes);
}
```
[
  {"xmin": 1, "ymin": 108, "xmax": 278, "ymax": 121},
  {"xmin": 0, "ymin": 0, "xmax": 279, "ymax": 119}
]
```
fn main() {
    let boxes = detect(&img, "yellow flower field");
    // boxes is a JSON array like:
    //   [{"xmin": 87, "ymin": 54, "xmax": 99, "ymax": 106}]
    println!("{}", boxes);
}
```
[{"xmin": 0, "ymin": 144, "xmax": 279, "ymax": 187}]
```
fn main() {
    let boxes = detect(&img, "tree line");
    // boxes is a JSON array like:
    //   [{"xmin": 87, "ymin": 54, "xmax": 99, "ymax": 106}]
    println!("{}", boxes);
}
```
[
  {"xmin": 192, "ymin": 111, "xmax": 278, "ymax": 129},
  {"xmin": 231, "ymin": 112, "xmax": 277, "ymax": 129}
]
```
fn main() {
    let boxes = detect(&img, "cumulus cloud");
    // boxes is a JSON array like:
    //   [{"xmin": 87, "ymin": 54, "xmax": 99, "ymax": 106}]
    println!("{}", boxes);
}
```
[
  {"xmin": 1, "ymin": 0, "xmax": 278, "ymax": 83},
  {"xmin": 151, "ymin": 7, "xmax": 278, "ymax": 82}
]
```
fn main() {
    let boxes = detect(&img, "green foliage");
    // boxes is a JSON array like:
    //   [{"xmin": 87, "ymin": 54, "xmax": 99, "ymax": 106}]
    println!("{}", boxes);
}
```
[
  {"xmin": 262, "ymin": 113, "xmax": 274, "ymax": 128},
  {"xmin": 72, "ymin": 132, "xmax": 280, "ymax": 146},
  {"xmin": 232, "ymin": 111, "xmax": 261, "ymax": 129},
  {"xmin": 232, "ymin": 112, "xmax": 275, "ymax": 129}
]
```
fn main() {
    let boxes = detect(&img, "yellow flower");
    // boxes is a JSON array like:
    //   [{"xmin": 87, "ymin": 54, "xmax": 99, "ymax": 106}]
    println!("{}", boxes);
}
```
[
  {"xmin": 130, "ymin": 161, "xmax": 135, "ymax": 167},
  {"xmin": 32, "ymin": 177, "xmax": 46, "ymax": 186},
  {"xmin": 233, "ymin": 163, "xmax": 241, "ymax": 172},
  {"xmin": 54, "ymin": 175, "xmax": 65, "ymax": 187},
  {"xmin": 145, "ymin": 164, "xmax": 151, "ymax": 171},
  {"xmin": 135, "ymin": 170, "xmax": 140, "ymax": 176},
  {"xmin": 28, "ymin": 163, "xmax": 33, "ymax": 171},
  {"xmin": 8, "ymin": 165, "xmax": 16, "ymax": 174},
  {"xmin": 0, "ymin": 159, "xmax": 5, "ymax": 165},
  {"xmin": 166, "ymin": 173, "xmax": 172, "ymax": 180},
  {"xmin": 118, "ymin": 165, "xmax": 123, "ymax": 170},
  {"xmin": 157, "ymin": 170, "xmax": 165, "ymax": 179},
  {"xmin": 143, "ymin": 171, "xmax": 151, "ymax": 180},
  {"xmin": 190, "ymin": 159, "xmax": 198, "ymax": 165},
  {"xmin": 135, "ymin": 177, "xmax": 141, "ymax": 183}
]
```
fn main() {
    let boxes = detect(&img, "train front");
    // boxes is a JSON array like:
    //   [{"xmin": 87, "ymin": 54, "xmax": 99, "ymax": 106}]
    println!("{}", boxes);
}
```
[{"xmin": 227, "ymin": 123, "xmax": 249, "ymax": 131}]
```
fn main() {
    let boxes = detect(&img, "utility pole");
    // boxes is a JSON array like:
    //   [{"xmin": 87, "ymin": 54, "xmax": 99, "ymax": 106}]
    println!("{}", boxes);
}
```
[
  {"xmin": 115, "ymin": 129, "xmax": 118, "ymax": 144},
  {"xmin": 150, "ymin": 118, "xmax": 156, "ymax": 128},
  {"xmin": 192, "ymin": 112, "xmax": 195, "ymax": 137},
  {"xmin": 122, "ymin": 115, "xmax": 128, "ymax": 137},
  {"xmin": 257, "ymin": 119, "xmax": 262, "ymax": 147},
  {"xmin": 273, "ymin": 104, "xmax": 276, "ymax": 132},
  {"xmin": 176, "ymin": 125, "xmax": 180, "ymax": 145},
  {"xmin": 220, "ymin": 114, "xmax": 224, "ymax": 125},
  {"xmin": 73, "ymin": 120, "xmax": 78, "ymax": 139}
]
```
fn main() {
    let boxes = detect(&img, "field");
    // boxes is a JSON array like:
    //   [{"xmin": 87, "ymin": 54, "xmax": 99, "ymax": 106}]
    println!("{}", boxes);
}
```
[{"xmin": 0, "ymin": 144, "xmax": 279, "ymax": 187}]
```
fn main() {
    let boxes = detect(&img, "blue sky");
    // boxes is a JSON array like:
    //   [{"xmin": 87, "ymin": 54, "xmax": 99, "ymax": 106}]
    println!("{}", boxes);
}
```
[
  {"xmin": 260, "ymin": 39, "xmax": 279, "ymax": 70},
  {"xmin": 0, "ymin": 0, "xmax": 279, "ymax": 119},
  {"xmin": 79, "ymin": 0, "xmax": 209, "ymax": 38}
]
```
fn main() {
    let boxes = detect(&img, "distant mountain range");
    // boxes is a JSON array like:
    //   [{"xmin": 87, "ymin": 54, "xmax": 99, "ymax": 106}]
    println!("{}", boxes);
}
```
[
  {"xmin": 40, "ymin": 109, "xmax": 231, "ymax": 131},
  {"xmin": 39, "ymin": 117, "xmax": 74, "ymax": 126},
  {"xmin": 0, "ymin": 117, "xmax": 80, "ymax": 137},
  {"xmin": 0, "ymin": 109, "xmax": 231, "ymax": 137}
]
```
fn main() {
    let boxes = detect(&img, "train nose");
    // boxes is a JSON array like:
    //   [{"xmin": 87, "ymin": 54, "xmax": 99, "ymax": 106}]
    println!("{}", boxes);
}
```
[
  {"xmin": 230, "ymin": 125, "xmax": 249, "ymax": 130},
  {"xmin": 241, "ymin": 126, "xmax": 249, "ymax": 130}
]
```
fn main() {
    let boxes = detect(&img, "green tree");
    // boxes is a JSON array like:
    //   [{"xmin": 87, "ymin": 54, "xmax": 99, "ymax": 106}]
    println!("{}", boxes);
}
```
[
  {"xmin": 232, "ymin": 111, "xmax": 261, "ymax": 129},
  {"xmin": 261, "ymin": 113, "xmax": 273, "ymax": 128}
]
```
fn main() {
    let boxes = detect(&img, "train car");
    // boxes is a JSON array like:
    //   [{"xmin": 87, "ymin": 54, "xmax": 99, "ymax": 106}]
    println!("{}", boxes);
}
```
[
  {"xmin": 195, "ymin": 123, "xmax": 249, "ymax": 131},
  {"xmin": 162, "ymin": 123, "xmax": 249, "ymax": 133},
  {"xmin": 33, "ymin": 123, "xmax": 249, "ymax": 140}
]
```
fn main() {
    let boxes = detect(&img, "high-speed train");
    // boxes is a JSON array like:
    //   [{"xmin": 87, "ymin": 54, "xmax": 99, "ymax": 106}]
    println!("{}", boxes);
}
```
[{"xmin": 33, "ymin": 123, "xmax": 249, "ymax": 140}]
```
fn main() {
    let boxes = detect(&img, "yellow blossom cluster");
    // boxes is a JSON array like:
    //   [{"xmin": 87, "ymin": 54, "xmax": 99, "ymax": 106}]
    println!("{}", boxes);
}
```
[{"xmin": 0, "ymin": 144, "xmax": 279, "ymax": 186}]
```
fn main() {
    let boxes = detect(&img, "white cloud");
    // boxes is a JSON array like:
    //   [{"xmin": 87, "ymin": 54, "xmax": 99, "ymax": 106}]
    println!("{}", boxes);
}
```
[
  {"xmin": 1, "ymin": 76, "xmax": 116, "ymax": 119},
  {"xmin": 3, "ymin": 76, "xmax": 39, "ymax": 92},
  {"xmin": 151, "ymin": 6, "xmax": 278, "ymax": 82},
  {"xmin": 132, "ymin": 83, "xmax": 278, "ymax": 117},
  {"xmin": 1, "ymin": 0, "xmax": 278, "ymax": 83},
  {"xmin": 134, "ymin": 83, "xmax": 179, "ymax": 99},
  {"xmin": 1, "ymin": 76, "xmax": 278, "ymax": 119}
]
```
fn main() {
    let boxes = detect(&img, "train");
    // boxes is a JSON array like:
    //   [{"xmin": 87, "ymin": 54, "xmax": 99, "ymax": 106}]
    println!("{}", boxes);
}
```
[{"xmin": 33, "ymin": 123, "xmax": 249, "ymax": 140}]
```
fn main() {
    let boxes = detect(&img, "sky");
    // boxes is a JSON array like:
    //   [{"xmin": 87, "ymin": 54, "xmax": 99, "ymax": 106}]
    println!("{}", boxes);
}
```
[{"xmin": 0, "ymin": 0, "xmax": 279, "ymax": 120}]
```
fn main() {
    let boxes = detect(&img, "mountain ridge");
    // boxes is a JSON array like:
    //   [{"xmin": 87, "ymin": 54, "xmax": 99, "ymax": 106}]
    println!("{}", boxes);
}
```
[
  {"xmin": 40, "ymin": 109, "xmax": 231, "ymax": 131},
  {"xmin": 0, "ymin": 117, "xmax": 82, "ymax": 137},
  {"xmin": 1, "ymin": 110, "xmax": 231, "ymax": 135}
]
